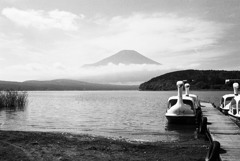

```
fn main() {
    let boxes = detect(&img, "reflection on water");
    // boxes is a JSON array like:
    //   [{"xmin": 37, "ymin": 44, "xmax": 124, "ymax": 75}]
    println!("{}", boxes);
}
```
[
  {"xmin": 0, "ymin": 91, "xmax": 225, "ymax": 141},
  {"xmin": 0, "ymin": 105, "xmax": 26, "ymax": 112},
  {"xmin": 0, "ymin": 104, "xmax": 26, "ymax": 121}
]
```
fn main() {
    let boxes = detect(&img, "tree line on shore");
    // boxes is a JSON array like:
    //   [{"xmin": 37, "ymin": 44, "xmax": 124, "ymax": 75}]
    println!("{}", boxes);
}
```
[
  {"xmin": 0, "ymin": 79, "xmax": 138, "ymax": 91},
  {"xmin": 139, "ymin": 70, "xmax": 240, "ymax": 91}
]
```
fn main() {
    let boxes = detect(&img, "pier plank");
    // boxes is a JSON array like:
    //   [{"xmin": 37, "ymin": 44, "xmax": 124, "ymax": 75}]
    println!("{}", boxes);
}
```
[{"xmin": 201, "ymin": 102, "xmax": 240, "ymax": 161}]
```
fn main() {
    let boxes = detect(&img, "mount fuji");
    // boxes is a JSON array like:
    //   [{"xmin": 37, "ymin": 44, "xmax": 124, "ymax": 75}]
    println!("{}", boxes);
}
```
[
  {"xmin": 80, "ymin": 50, "xmax": 163, "ymax": 85},
  {"xmin": 83, "ymin": 50, "xmax": 161, "ymax": 67}
]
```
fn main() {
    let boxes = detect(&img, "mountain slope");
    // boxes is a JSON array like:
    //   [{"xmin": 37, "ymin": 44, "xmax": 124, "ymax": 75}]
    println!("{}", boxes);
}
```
[
  {"xmin": 83, "ymin": 50, "xmax": 160, "ymax": 67},
  {"xmin": 139, "ymin": 69, "xmax": 240, "ymax": 91},
  {"xmin": 0, "ymin": 79, "xmax": 138, "ymax": 91}
]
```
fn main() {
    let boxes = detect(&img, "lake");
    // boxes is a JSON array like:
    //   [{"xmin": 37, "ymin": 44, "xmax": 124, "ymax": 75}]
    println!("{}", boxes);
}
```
[{"xmin": 0, "ymin": 90, "xmax": 228, "ymax": 142}]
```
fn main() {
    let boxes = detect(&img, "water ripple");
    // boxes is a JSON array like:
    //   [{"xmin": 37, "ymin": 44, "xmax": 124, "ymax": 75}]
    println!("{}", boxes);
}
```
[{"xmin": 0, "ymin": 90, "xmax": 225, "ymax": 141}]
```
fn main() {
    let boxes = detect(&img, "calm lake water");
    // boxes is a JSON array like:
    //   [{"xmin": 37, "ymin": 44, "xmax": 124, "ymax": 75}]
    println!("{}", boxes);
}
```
[{"xmin": 0, "ymin": 90, "xmax": 228, "ymax": 142}]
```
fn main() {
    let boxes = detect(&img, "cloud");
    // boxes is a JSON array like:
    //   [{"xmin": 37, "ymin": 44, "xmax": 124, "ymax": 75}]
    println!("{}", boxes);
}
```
[
  {"xmin": 0, "ymin": 62, "xmax": 69, "ymax": 81},
  {"xmin": 89, "ymin": 13, "xmax": 227, "ymax": 54},
  {"xmin": 0, "ymin": 62, "xmax": 170, "ymax": 82},
  {"xmin": 0, "ymin": 32, "xmax": 25, "ymax": 55},
  {"xmin": 80, "ymin": 63, "xmax": 166, "ymax": 76},
  {"xmin": 6, "ymin": 63, "xmax": 165, "ymax": 77},
  {"xmin": 77, "ymin": 63, "xmax": 175, "ymax": 84},
  {"xmin": 1, "ymin": 8, "xmax": 83, "ymax": 31},
  {"xmin": 176, "ymin": 63, "xmax": 201, "ymax": 69},
  {"xmin": 49, "ymin": 12, "xmax": 228, "ymax": 67},
  {"xmin": 0, "ymin": 11, "xmax": 230, "ymax": 82}
]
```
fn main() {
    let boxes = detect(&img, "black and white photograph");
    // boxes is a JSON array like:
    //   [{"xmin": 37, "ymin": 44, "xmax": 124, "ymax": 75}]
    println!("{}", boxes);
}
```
[{"xmin": 0, "ymin": 0, "xmax": 240, "ymax": 160}]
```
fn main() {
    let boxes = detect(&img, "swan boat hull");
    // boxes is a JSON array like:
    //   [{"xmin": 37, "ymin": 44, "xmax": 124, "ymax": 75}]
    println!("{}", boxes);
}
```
[
  {"xmin": 228, "ymin": 113, "xmax": 240, "ymax": 119},
  {"xmin": 219, "ymin": 94, "xmax": 234, "ymax": 115},
  {"xmin": 165, "ymin": 115, "xmax": 196, "ymax": 124},
  {"xmin": 228, "ymin": 107, "xmax": 240, "ymax": 119},
  {"xmin": 219, "ymin": 107, "xmax": 229, "ymax": 115},
  {"xmin": 166, "ymin": 95, "xmax": 198, "ymax": 124},
  {"xmin": 227, "ymin": 94, "xmax": 240, "ymax": 119}
]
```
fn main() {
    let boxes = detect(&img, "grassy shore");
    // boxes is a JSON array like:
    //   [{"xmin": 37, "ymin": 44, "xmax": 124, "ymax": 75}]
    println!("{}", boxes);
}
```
[
  {"xmin": 0, "ymin": 130, "xmax": 209, "ymax": 161},
  {"xmin": 0, "ymin": 90, "xmax": 27, "ymax": 109}
]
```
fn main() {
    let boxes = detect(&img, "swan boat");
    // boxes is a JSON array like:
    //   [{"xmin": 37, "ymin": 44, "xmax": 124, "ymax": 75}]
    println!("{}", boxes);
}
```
[
  {"xmin": 184, "ymin": 83, "xmax": 201, "ymax": 109},
  {"xmin": 228, "ymin": 83, "xmax": 240, "ymax": 118},
  {"xmin": 165, "ymin": 81, "xmax": 197, "ymax": 124},
  {"xmin": 219, "ymin": 83, "xmax": 239, "ymax": 114}
]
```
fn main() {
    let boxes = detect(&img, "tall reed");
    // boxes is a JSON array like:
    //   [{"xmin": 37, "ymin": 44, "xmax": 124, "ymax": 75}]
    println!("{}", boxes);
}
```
[{"xmin": 0, "ymin": 90, "xmax": 28, "ymax": 109}]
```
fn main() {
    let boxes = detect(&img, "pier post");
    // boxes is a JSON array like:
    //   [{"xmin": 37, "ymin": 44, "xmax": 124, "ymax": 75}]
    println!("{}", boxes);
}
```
[{"xmin": 205, "ymin": 141, "xmax": 220, "ymax": 161}]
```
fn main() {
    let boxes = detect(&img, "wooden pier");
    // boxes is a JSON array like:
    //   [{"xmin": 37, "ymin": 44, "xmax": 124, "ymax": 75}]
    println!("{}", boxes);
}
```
[{"xmin": 201, "ymin": 102, "xmax": 240, "ymax": 161}]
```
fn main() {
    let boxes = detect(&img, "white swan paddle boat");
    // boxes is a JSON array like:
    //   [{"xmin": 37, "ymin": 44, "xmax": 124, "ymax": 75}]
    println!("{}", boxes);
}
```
[
  {"xmin": 184, "ymin": 83, "xmax": 201, "ymax": 109},
  {"xmin": 165, "ymin": 81, "xmax": 197, "ymax": 124},
  {"xmin": 228, "ymin": 83, "xmax": 240, "ymax": 118},
  {"xmin": 219, "ymin": 83, "xmax": 239, "ymax": 114}
]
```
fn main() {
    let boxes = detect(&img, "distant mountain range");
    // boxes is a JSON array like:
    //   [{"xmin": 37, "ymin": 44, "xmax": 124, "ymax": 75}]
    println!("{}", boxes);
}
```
[
  {"xmin": 139, "ymin": 69, "xmax": 240, "ymax": 91},
  {"xmin": 0, "ymin": 79, "xmax": 138, "ymax": 91},
  {"xmin": 83, "ymin": 50, "xmax": 160, "ymax": 67}
]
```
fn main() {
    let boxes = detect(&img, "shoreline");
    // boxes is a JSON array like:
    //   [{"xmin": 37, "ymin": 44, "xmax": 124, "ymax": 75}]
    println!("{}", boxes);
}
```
[{"xmin": 0, "ymin": 130, "xmax": 209, "ymax": 161}]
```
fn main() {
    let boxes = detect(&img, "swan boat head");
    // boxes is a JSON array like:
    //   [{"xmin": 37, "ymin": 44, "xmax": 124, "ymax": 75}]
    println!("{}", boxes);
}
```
[
  {"xmin": 233, "ymin": 82, "xmax": 239, "ymax": 96},
  {"xmin": 184, "ymin": 83, "xmax": 200, "ymax": 109}
]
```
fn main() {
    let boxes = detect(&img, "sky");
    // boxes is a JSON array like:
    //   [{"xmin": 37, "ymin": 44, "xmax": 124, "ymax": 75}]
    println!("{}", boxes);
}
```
[{"xmin": 0, "ymin": 0, "xmax": 240, "ymax": 82}]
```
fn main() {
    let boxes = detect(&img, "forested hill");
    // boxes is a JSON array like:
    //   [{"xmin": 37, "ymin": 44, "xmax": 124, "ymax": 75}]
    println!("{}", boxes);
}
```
[{"xmin": 139, "ymin": 70, "xmax": 240, "ymax": 91}]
